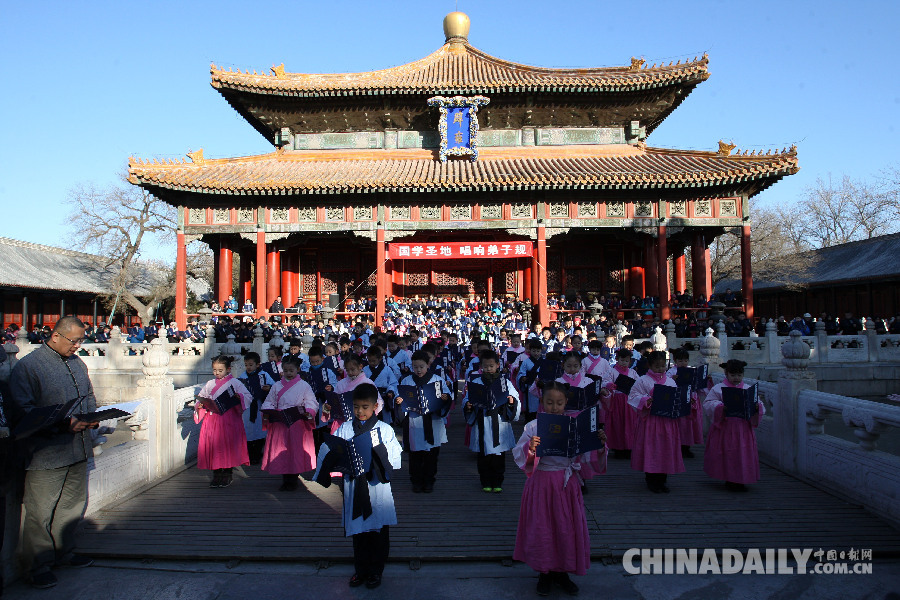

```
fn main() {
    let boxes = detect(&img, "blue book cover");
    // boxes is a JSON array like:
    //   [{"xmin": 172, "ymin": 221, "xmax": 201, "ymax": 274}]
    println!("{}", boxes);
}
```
[
  {"xmin": 398, "ymin": 381, "xmax": 443, "ymax": 415},
  {"xmin": 537, "ymin": 360, "xmax": 562, "ymax": 383},
  {"xmin": 319, "ymin": 390, "xmax": 354, "ymax": 425},
  {"xmin": 564, "ymin": 380, "xmax": 601, "ymax": 412},
  {"xmin": 467, "ymin": 377, "xmax": 510, "ymax": 412},
  {"xmin": 536, "ymin": 406, "xmax": 604, "ymax": 458},
  {"xmin": 722, "ymin": 383, "xmax": 759, "ymax": 420},
  {"xmin": 650, "ymin": 384, "xmax": 692, "ymax": 419},
  {"xmin": 321, "ymin": 428, "xmax": 381, "ymax": 479}
]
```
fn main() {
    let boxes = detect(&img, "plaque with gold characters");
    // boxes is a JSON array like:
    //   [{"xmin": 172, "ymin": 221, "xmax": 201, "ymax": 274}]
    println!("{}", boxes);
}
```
[{"xmin": 427, "ymin": 95, "xmax": 490, "ymax": 162}]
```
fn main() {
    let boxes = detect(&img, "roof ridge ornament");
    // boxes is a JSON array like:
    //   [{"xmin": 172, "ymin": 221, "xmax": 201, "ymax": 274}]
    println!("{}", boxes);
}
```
[
  {"xmin": 271, "ymin": 63, "xmax": 286, "ymax": 78},
  {"xmin": 443, "ymin": 11, "xmax": 470, "ymax": 45},
  {"xmin": 629, "ymin": 57, "xmax": 645, "ymax": 71},
  {"xmin": 717, "ymin": 140, "xmax": 736, "ymax": 156},
  {"xmin": 187, "ymin": 148, "xmax": 205, "ymax": 165}
]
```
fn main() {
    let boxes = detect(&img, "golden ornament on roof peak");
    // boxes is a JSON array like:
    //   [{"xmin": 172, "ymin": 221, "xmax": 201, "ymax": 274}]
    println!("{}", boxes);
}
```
[{"xmin": 443, "ymin": 11, "xmax": 470, "ymax": 43}]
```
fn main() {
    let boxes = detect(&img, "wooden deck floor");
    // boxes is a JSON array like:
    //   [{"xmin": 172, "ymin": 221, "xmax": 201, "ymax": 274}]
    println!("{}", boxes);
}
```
[{"xmin": 77, "ymin": 419, "xmax": 900, "ymax": 562}]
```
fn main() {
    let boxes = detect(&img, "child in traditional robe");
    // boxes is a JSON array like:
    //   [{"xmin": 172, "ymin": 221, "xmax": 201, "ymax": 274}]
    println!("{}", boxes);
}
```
[
  {"xmin": 628, "ymin": 350, "xmax": 684, "ymax": 493},
  {"xmin": 463, "ymin": 351, "xmax": 520, "ymax": 492},
  {"xmin": 363, "ymin": 346, "xmax": 399, "ymax": 424},
  {"xmin": 314, "ymin": 384, "xmax": 401, "ymax": 589},
  {"xmin": 331, "ymin": 355, "xmax": 384, "ymax": 424},
  {"xmin": 261, "ymin": 346, "xmax": 283, "ymax": 383},
  {"xmin": 237, "ymin": 352, "xmax": 273, "ymax": 464},
  {"xmin": 195, "ymin": 355, "xmax": 251, "ymax": 488},
  {"xmin": 582, "ymin": 340, "xmax": 618, "ymax": 391},
  {"xmin": 501, "ymin": 333, "xmax": 526, "ymax": 374},
  {"xmin": 513, "ymin": 383, "xmax": 607, "ymax": 596},
  {"xmin": 666, "ymin": 347, "xmax": 704, "ymax": 458},
  {"xmin": 515, "ymin": 339, "xmax": 545, "ymax": 422},
  {"xmin": 260, "ymin": 354, "xmax": 318, "ymax": 491},
  {"xmin": 386, "ymin": 334, "xmax": 411, "ymax": 379},
  {"xmin": 703, "ymin": 359, "xmax": 765, "ymax": 491},
  {"xmin": 324, "ymin": 342, "xmax": 345, "ymax": 379},
  {"xmin": 605, "ymin": 349, "xmax": 640, "ymax": 458},
  {"xmin": 395, "ymin": 351, "xmax": 452, "ymax": 493},
  {"xmin": 556, "ymin": 353, "xmax": 612, "ymax": 413}
]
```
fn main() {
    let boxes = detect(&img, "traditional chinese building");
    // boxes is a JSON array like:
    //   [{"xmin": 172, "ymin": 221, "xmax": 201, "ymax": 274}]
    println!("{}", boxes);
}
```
[{"xmin": 128, "ymin": 12, "xmax": 798, "ymax": 330}]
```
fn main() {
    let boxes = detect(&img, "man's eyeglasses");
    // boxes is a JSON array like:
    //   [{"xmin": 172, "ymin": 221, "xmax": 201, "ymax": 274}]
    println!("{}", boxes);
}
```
[{"xmin": 57, "ymin": 333, "xmax": 86, "ymax": 346}]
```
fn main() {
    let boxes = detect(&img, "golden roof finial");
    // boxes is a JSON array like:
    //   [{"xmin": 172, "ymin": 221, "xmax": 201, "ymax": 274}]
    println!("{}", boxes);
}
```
[
  {"xmin": 717, "ymin": 140, "xmax": 736, "ymax": 156},
  {"xmin": 630, "ymin": 57, "xmax": 645, "ymax": 70},
  {"xmin": 187, "ymin": 148, "xmax": 205, "ymax": 165},
  {"xmin": 443, "ymin": 11, "xmax": 470, "ymax": 44},
  {"xmin": 271, "ymin": 63, "xmax": 286, "ymax": 78}
]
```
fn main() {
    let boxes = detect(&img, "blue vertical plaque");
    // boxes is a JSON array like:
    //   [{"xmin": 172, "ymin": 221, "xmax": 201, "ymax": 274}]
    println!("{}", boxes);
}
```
[{"xmin": 427, "ymin": 95, "xmax": 490, "ymax": 162}]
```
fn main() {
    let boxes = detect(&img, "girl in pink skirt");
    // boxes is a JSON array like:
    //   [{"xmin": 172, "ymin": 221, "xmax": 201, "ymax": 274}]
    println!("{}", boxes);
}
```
[
  {"xmin": 261, "ymin": 354, "xmax": 318, "ymax": 491},
  {"xmin": 195, "ymin": 355, "xmax": 251, "ymax": 488},
  {"xmin": 605, "ymin": 348, "xmax": 640, "ymax": 458},
  {"xmin": 513, "ymin": 382, "xmax": 607, "ymax": 596},
  {"xmin": 703, "ymin": 359, "xmax": 765, "ymax": 491},
  {"xmin": 628, "ymin": 350, "xmax": 684, "ymax": 493}
]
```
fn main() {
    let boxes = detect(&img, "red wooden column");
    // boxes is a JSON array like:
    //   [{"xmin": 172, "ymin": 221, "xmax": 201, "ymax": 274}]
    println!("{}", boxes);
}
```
[
  {"xmin": 175, "ymin": 231, "xmax": 187, "ymax": 330},
  {"xmin": 376, "ymin": 227, "xmax": 386, "ymax": 326},
  {"xmin": 644, "ymin": 236, "xmax": 659, "ymax": 298},
  {"xmin": 629, "ymin": 245, "xmax": 645, "ymax": 299},
  {"xmin": 673, "ymin": 250, "xmax": 687, "ymax": 294},
  {"xmin": 523, "ymin": 259, "xmax": 532, "ymax": 302},
  {"xmin": 658, "ymin": 225, "xmax": 671, "ymax": 320},
  {"xmin": 486, "ymin": 264, "xmax": 494, "ymax": 304},
  {"xmin": 536, "ymin": 228, "xmax": 549, "ymax": 326},
  {"xmin": 218, "ymin": 241, "xmax": 233, "ymax": 305},
  {"xmin": 255, "ymin": 231, "xmax": 267, "ymax": 319},
  {"xmin": 266, "ymin": 245, "xmax": 281, "ymax": 308},
  {"xmin": 741, "ymin": 224, "xmax": 754, "ymax": 319},
  {"xmin": 281, "ymin": 248, "xmax": 299, "ymax": 309},
  {"xmin": 239, "ymin": 252, "xmax": 252, "ymax": 307},
  {"xmin": 691, "ymin": 231, "xmax": 713, "ymax": 301}
]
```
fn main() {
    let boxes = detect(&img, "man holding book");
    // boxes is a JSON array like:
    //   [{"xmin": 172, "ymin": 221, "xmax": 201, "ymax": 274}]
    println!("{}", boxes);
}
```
[{"xmin": 9, "ymin": 316, "xmax": 99, "ymax": 589}]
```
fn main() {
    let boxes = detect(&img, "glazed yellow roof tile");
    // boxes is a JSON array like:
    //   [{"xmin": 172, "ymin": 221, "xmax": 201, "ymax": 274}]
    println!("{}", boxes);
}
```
[
  {"xmin": 128, "ymin": 144, "xmax": 798, "ymax": 196},
  {"xmin": 210, "ymin": 43, "xmax": 710, "ymax": 97}
]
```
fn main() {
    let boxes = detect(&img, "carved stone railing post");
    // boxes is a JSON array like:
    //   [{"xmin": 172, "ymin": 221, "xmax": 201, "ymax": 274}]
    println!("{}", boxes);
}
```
[
  {"xmin": 699, "ymin": 327, "xmax": 721, "ymax": 373},
  {"xmin": 865, "ymin": 318, "xmax": 879, "ymax": 362},
  {"xmin": 776, "ymin": 330, "xmax": 816, "ymax": 474},
  {"xmin": 220, "ymin": 334, "xmax": 243, "ymax": 377},
  {"xmin": 651, "ymin": 325, "xmax": 667, "ymax": 353},
  {"xmin": 269, "ymin": 330, "xmax": 285, "ymax": 352},
  {"xmin": 615, "ymin": 322, "xmax": 627, "ymax": 347},
  {"xmin": 107, "ymin": 326, "xmax": 124, "ymax": 370},
  {"xmin": 665, "ymin": 321, "xmax": 676, "ymax": 351},
  {"xmin": 252, "ymin": 324, "xmax": 265, "ymax": 358},
  {"xmin": 203, "ymin": 323, "xmax": 216, "ymax": 359},
  {"xmin": 815, "ymin": 320, "xmax": 828, "ymax": 364},
  {"xmin": 765, "ymin": 319, "xmax": 780, "ymax": 364},
  {"xmin": 716, "ymin": 321, "xmax": 729, "ymax": 362},
  {"xmin": 137, "ymin": 338, "xmax": 177, "ymax": 479}
]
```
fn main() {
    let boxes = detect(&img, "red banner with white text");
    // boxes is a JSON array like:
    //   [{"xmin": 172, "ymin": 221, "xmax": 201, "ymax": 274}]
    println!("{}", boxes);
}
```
[{"xmin": 387, "ymin": 241, "xmax": 533, "ymax": 260}]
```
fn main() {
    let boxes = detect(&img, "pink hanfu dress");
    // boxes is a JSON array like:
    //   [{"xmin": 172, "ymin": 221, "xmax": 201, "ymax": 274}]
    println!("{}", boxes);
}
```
[
  {"xmin": 628, "ymin": 372, "xmax": 685, "ymax": 474},
  {"xmin": 512, "ymin": 419, "xmax": 606, "ymax": 576},
  {"xmin": 703, "ymin": 380, "xmax": 765, "ymax": 484},
  {"xmin": 260, "ymin": 376, "xmax": 318, "ymax": 474},
  {"xmin": 195, "ymin": 375, "xmax": 251, "ymax": 470},
  {"xmin": 604, "ymin": 364, "xmax": 640, "ymax": 450}
]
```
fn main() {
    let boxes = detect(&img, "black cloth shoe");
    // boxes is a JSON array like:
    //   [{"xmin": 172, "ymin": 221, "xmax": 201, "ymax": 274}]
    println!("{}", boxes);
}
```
[
  {"xmin": 682, "ymin": 445, "xmax": 695, "ymax": 458},
  {"xmin": 31, "ymin": 572, "xmax": 58, "ymax": 589},
  {"xmin": 348, "ymin": 573, "xmax": 364, "ymax": 587},
  {"xmin": 554, "ymin": 572, "xmax": 579, "ymax": 596},
  {"xmin": 365, "ymin": 574, "xmax": 382, "ymax": 589},
  {"xmin": 536, "ymin": 573, "xmax": 552, "ymax": 596}
]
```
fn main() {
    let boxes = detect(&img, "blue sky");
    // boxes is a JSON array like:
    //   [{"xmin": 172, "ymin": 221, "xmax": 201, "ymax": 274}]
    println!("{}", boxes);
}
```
[{"xmin": 2, "ymin": 1, "xmax": 898, "ymax": 259}]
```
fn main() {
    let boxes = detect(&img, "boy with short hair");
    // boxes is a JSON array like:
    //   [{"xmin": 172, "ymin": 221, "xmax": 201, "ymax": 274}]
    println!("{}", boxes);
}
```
[{"xmin": 314, "ymin": 383, "xmax": 401, "ymax": 589}]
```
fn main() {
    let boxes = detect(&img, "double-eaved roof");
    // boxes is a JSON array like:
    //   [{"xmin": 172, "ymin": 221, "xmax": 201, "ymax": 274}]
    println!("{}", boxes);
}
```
[
  {"xmin": 211, "ymin": 44, "xmax": 709, "ymax": 98},
  {"xmin": 129, "ymin": 144, "xmax": 798, "ymax": 198}
]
